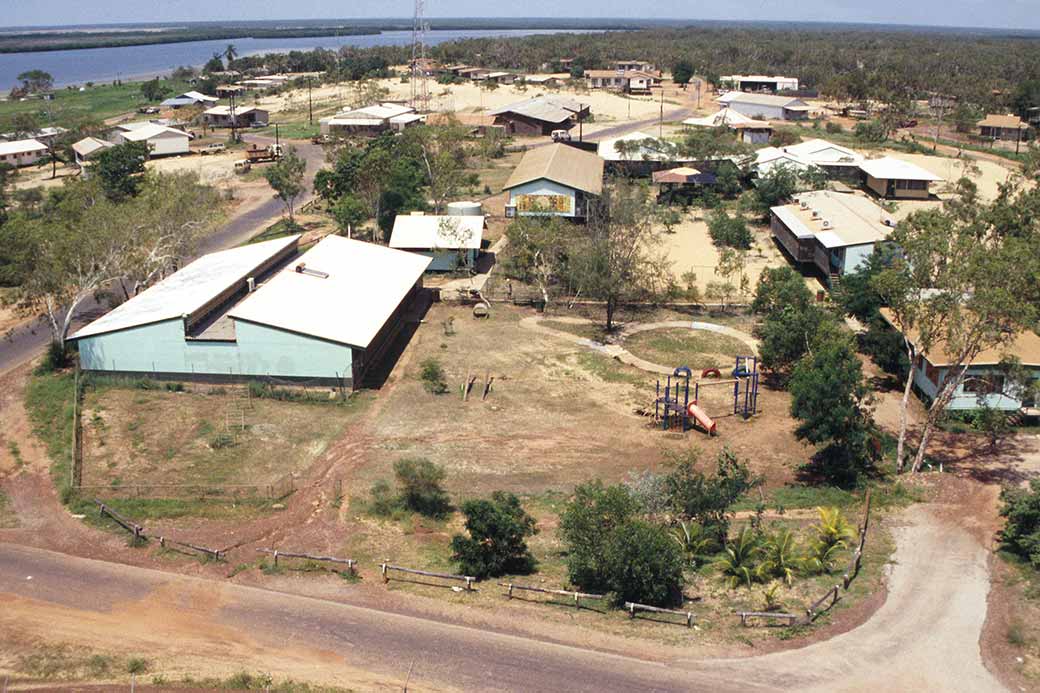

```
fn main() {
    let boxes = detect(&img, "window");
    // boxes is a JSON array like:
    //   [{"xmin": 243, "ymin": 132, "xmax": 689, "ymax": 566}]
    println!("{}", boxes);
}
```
[
  {"xmin": 922, "ymin": 358, "xmax": 940, "ymax": 386},
  {"xmin": 895, "ymin": 179, "xmax": 928, "ymax": 191},
  {"xmin": 962, "ymin": 374, "xmax": 1005, "ymax": 395}
]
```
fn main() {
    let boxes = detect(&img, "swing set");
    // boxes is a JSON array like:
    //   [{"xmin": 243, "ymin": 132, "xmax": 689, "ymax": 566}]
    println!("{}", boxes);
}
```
[{"xmin": 653, "ymin": 356, "xmax": 760, "ymax": 436}]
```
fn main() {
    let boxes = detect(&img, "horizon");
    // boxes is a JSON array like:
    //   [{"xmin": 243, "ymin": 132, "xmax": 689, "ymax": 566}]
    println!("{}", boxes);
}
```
[{"xmin": 3, "ymin": 7, "xmax": 1040, "ymax": 33}]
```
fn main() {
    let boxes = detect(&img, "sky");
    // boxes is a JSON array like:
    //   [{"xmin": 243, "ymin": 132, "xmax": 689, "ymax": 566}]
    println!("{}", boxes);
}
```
[{"xmin": 4, "ymin": 0, "xmax": 1040, "ymax": 31}]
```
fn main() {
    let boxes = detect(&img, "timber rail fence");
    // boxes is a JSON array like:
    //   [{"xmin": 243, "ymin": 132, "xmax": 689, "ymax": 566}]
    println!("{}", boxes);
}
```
[
  {"xmin": 78, "ymin": 473, "xmax": 295, "ymax": 501},
  {"xmin": 257, "ymin": 548, "xmax": 357, "ymax": 574},
  {"xmin": 94, "ymin": 500, "xmax": 226, "ymax": 561},
  {"xmin": 381, "ymin": 563, "xmax": 476, "ymax": 591},
  {"xmin": 626, "ymin": 602, "xmax": 695, "ymax": 628},
  {"xmin": 499, "ymin": 582, "xmax": 605, "ymax": 610}
]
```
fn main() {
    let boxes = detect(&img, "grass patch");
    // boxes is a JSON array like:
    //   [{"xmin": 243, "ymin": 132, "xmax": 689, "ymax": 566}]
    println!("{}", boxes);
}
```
[
  {"xmin": 252, "ymin": 122, "xmax": 321, "ymax": 140},
  {"xmin": 624, "ymin": 327, "xmax": 751, "ymax": 370},
  {"xmin": 69, "ymin": 496, "xmax": 277, "ymax": 524},
  {"xmin": 0, "ymin": 80, "xmax": 192, "ymax": 126},
  {"xmin": 24, "ymin": 369, "xmax": 77, "ymax": 496},
  {"xmin": 540, "ymin": 319, "xmax": 612, "ymax": 342},
  {"xmin": 0, "ymin": 489, "xmax": 19, "ymax": 528},
  {"xmin": 574, "ymin": 351, "xmax": 652, "ymax": 387}
]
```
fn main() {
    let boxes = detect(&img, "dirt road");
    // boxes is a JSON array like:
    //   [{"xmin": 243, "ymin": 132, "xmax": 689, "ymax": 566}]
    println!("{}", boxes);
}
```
[{"xmin": 0, "ymin": 503, "xmax": 1005, "ymax": 692}]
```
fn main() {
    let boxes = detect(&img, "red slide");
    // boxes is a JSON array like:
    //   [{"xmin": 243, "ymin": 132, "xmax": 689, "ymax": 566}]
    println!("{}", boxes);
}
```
[{"xmin": 687, "ymin": 402, "xmax": 717, "ymax": 435}]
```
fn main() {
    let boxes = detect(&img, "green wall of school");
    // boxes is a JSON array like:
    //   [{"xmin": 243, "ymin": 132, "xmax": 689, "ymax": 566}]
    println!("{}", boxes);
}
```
[{"xmin": 76, "ymin": 318, "xmax": 354, "ymax": 380}]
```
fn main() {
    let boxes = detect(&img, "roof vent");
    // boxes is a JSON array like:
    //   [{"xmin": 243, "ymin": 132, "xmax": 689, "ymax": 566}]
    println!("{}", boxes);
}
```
[
  {"xmin": 799, "ymin": 200, "xmax": 809, "ymax": 210},
  {"xmin": 295, "ymin": 263, "xmax": 330, "ymax": 279},
  {"xmin": 247, "ymin": 277, "xmax": 255, "ymax": 292},
  {"xmin": 811, "ymin": 209, "xmax": 820, "ymax": 219},
  {"xmin": 822, "ymin": 219, "xmax": 832, "ymax": 229}
]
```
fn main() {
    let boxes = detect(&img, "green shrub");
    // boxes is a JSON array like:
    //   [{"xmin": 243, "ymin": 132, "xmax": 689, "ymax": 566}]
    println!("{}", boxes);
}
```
[
  {"xmin": 394, "ymin": 457, "xmax": 452, "ymax": 518},
  {"xmin": 600, "ymin": 520, "xmax": 685, "ymax": 607},
  {"xmin": 37, "ymin": 341, "xmax": 71, "ymax": 373},
  {"xmin": 419, "ymin": 358, "xmax": 448, "ymax": 394},
  {"xmin": 825, "ymin": 121, "xmax": 843, "ymax": 134},
  {"xmin": 707, "ymin": 209, "xmax": 752, "ymax": 249},
  {"xmin": 368, "ymin": 479, "xmax": 399, "ymax": 517},
  {"xmin": 209, "ymin": 432, "xmax": 236, "ymax": 449},
  {"xmin": 451, "ymin": 491, "xmax": 537, "ymax": 579},
  {"xmin": 1000, "ymin": 479, "xmax": 1040, "ymax": 569},
  {"xmin": 714, "ymin": 526, "xmax": 764, "ymax": 589}
]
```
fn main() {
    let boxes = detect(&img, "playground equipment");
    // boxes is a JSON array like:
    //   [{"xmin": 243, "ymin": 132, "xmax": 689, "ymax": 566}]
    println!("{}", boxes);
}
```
[{"xmin": 653, "ymin": 356, "xmax": 760, "ymax": 435}]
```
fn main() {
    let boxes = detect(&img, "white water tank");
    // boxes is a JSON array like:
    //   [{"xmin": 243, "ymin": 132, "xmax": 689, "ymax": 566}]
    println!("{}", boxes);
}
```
[{"xmin": 447, "ymin": 201, "xmax": 482, "ymax": 217}]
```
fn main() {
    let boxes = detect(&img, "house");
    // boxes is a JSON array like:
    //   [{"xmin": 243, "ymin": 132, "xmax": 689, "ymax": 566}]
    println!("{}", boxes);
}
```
[
  {"xmin": 585, "ymin": 70, "xmax": 660, "ymax": 93},
  {"xmin": 488, "ymin": 97, "xmax": 590, "ymax": 137},
  {"xmin": 69, "ymin": 235, "xmax": 431, "ymax": 389},
  {"xmin": 752, "ymin": 147, "xmax": 814, "ymax": 177},
  {"xmin": 858, "ymin": 156, "xmax": 943, "ymax": 199},
  {"xmin": 522, "ymin": 75, "xmax": 561, "ymax": 88},
  {"xmin": 716, "ymin": 92, "xmax": 812, "ymax": 121},
  {"xmin": 160, "ymin": 91, "xmax": 219, "ymax": 109},
  {"xmin": 215, "ymin": 84, "xmax": 246, "ymax": 98},
  {"xmin": 202, "ymin": 105, "xmax": 270, "ymax": 129},
  {"xmin": 110, "ymin": 123, "xmax": 190, "ymax": 157},
  {"xmin": 614, "ymin": 60, "xmax": 656, "ymax": 73},
  {"xmin": 770, "ymin": 191, "xmax": 895, "ymax": 285},
  {"xmin": 781, "ymin": 139, "xmax": 863, "ymax": 179},
  {"xmin": 977, "ymin": 114, "xmax": 1031, "ymax": 142},
  {"xmin": 426, "ymin": 112, "xmax": 504, "ymax": 136},
  {"xmin": 476, "ymin": 71, "xmax": 517, "ymax": 85},
  {"xmin": 720, "ymin": 75, "xmax": 799, "ymax": 93},
  {"xmin": 596, "ymin": 131, "xmax": 692, "ymax": 175},
  {"xmin": 880, "ymin": 308, "xmax": 1040, "ymax": 412},
  {"xmin": 683, "ymin": 109, "xmax": 773, "ymax": 144},
  {"xmin": 503, "ymin": 143, "xmax": 604, "ymax": 219},
  {"xmin": 1, "ymin": 126, "xmax": 67, "ymax": 147},
  {"xmin": 389, "ymin": 213, "xmax": 485, "ymax": 271},
  {"xmin": 320, "ymin": 103, "xmax": 422, "ymax": 137},
  {"xmin": 0, "ymin": 138, "xmax": 48, "ymax": 167},
  {"xmin": 458, "ymin": 67, "xmax": 491, "ymax": 80},
  {"xmin": 71, "ymin": 136, "xmax": 114, "ymax": 167}
]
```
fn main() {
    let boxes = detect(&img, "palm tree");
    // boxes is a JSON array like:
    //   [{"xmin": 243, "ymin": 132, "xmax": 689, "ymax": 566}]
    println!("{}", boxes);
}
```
[
  {"xmin": 670, "ymin": 520, "xmax": 715, "ymax": 569},
  {"xmin": 224, "ymin": 44, "xmax": 238, "ymax": 64},
  {"xmin": 806, "ymin": 506, "xmax": 857, "ymax": 574},
  {"xmin": 759, "ymin": 528, "xmax": 802, "ymax": 586},
  {"xmin": 714, "ymin": 526, "xmax": 762, "ymax": 589}
]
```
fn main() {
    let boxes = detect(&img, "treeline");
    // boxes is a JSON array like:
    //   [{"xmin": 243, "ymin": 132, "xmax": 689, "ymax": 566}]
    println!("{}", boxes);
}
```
[{"xmin": 433, "ymin": 26, "xmax": 1040, "ymax": 107}]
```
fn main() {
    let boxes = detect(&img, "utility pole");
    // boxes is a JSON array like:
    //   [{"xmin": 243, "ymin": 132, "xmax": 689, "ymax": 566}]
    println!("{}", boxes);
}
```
[
  {"xmin": 229, "ymin": 90, "xmax": 238, "ymax": 144},
  {"xmin": 308, "ymin": 77, "xmax": 314, "ymax": 125},
  {"xmin": 659, "ymin": 86, "xmax": 664, "ymax": 139}
]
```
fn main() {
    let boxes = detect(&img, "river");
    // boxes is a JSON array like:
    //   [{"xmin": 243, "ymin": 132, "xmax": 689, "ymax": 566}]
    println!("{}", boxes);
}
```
[{"xmin": 0, "ymin": 29, "xmax": 582, "ymax": 87}]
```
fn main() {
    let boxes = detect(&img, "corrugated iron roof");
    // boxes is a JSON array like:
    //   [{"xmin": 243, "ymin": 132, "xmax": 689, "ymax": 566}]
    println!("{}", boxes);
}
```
[
  {"xmin": 503, "ymin": 143, "xmax": 604, "ymax": 195},
  {"xmin": 488, "ymin": 97, "xmax": 588, "ymax": 125},
  {"xmin": 389, "ymin": 215, "xmax": 485, "ymax": 250}
]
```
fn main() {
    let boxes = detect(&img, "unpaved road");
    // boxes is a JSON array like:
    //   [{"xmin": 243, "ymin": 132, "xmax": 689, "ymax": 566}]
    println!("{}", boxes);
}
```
[{"xmin": 0, "ymin": 504, "xmax": 1006, "ymax": 692}]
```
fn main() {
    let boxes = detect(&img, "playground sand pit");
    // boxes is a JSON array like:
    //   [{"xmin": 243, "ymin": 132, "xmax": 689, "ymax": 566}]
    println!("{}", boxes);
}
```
[
  {"xmin": 661, "ymin": 215, "xmax": 786, "ymax": 299},
  {"xmin": 357, "ymin": 303, "xmax": 811, "ymax": 500}
]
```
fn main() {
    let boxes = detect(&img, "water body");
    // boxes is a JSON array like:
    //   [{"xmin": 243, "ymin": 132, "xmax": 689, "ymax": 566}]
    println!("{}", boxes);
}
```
[{"xmin": 0, "ymin": 29, "xmax": 584, "ymax": 87}]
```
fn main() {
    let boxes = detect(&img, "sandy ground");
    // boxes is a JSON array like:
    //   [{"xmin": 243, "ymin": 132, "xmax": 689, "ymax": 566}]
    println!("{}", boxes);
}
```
[
  {"xmin": 146, "ymin": 150, "xmax": 242, "ymax": 187},
  {"xmin": 660, "ymin": 214, "xmax": 785, "ymax": 299},
  {"xmin": 881, "ymin": 150, "xmax": 1022, "ymax": 202}
]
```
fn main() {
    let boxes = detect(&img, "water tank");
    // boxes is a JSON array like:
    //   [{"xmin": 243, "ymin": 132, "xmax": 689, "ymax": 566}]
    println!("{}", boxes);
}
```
[{"xmin": 447, "ymin": 201, "xmax": 482, "ymax": 217}]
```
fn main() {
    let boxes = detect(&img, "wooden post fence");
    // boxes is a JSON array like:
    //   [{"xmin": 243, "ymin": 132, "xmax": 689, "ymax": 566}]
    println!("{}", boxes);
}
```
[
  {"xmin": 625, "ymin": 602, "xmax": 694, "ymax": 627},
  {"xmin": 95, "ymin": 500, "xmax": 144, "ymax": 544},
  {"xmin": 159, "ymin": 536, "xmax": 225, "ymax": 562},
  {"xmin": 257, "ymin": 548, "xmax": 356, "ymax": 574},
  {"xmin": 806, "ymin": 584, "xmax": 842, "ymax": 622},
  {"xmin": 498, "ymin": 583, "xmax": 604, "ymax": 609},
  {"xmin": 737, "ymin": 611, "xmax": 800, "ymax": 627},
  {"xmin": 381, "ymin": 562, "xmax": 475, "ymax": 591}
]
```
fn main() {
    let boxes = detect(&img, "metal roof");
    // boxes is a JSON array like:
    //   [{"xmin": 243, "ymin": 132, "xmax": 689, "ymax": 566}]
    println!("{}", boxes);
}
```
[
  {"xmin": 880, "ymin": 307, "xmax": 1040, "ymax": 368},
  {"xmin": 771, "ymin": 191, "xmax": 894, "ymax": 248},
  {"xmin": 717, "ymin": 92, "xmax": 808, "ymax": 109},
  {"xmin": 489, "ymin": 97, "xmax": 588, "ymax": 125},
  {"xmin": 389, "ymin": 214, "xmax": 485, "ymax": 250},
  {"xmin": 782, "ymin": 138, "xmax": 863, "ymax": 166},
  {"xmin": 859, "ymin": 156, "xmax": 944, "ymax": 181},
  {"xmin": 70, "ymin": 236, "xmax": 300, "ymax": 341},
  {"xmin": 503, "ymin": 143, "xmax": 605, "ymax": 195},
  {"xmin": 71, "ymin": 136, "xmax": 113, "ymax": 158},
  {"xmin": 684, "ymin": 109, "xmax": 764, "ymax": 128},
  {"xmin": 228, "ymin": 236, "xmax": 431, "ymax": 349},
  {"xmin": 204, "ymin": 105, "xmax": 266, "ymax": 116},
  {"xmin": 118, "ymin": 123, "xmax": 189, "ymax": 141},
  {"xmin": 977, "ymin": 114, "xmax": 1029, "ymax": 129},
  {"xmin": 0, "ymin": 138, "xmax": 47, "ymax": 156}
]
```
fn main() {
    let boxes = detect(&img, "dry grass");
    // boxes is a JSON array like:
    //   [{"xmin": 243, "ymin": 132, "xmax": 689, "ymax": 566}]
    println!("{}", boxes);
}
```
[{"xmin": 625, "ymin": 328, "xmax": 751, "ymax": 371}]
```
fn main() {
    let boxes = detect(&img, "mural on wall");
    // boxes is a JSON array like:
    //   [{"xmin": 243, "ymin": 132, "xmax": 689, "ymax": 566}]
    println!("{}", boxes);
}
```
[{"xmin": 515, "ymin": 194, "xmax": 570, "ymax": 213}]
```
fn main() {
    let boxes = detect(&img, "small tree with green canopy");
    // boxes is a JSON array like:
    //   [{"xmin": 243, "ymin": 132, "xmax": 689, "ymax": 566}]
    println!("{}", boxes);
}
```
[
  {"xmin": 600, "ymin": 520, "xmax": 685, "ymax": 606},
  {"xmin": 750, "ymin": 166, "xmax": 799, "ymax": 219},
  {"xmin": 393, "ymin": 457, "xmax": 452, "ymax": 518},
  {"xmin": 141, "ymin": 78, "xmax": 169, "ymax": 102},
  {"xmin": 94, "ymin": 142, "xmax": 149, "ymax": 201},
  {"xmin": 1000, "ymin": 479, "xmax": 1040, "ymax": 569},
  {"xmin": 503, "ymin": 215, "xmax": 573, "ymax": 308},
  {"xmin": 788, "ymin": 334, "xmax": 877, "ymax": 484},
  {"xmin": 672, "ymin": 60, "xmax": 695, "ymax": 86},
  {"xmin": 17, "ymin": 69, "xmax": 53, "ymax": 93},
  {"xmin": 331, "ymin": 194, "xmax": 368, "ymax": 238},
  {"xmin": 559, "ymin": 480, "xmax": 640, "ymax": 593},
  {"xmin": 752, "ymin": 265, "xmax": 813, "ymax": 316},
  {"xmin": 264, "ymin": 146, "xmax": 307, "ymax": 224},
  {"xmin": 757, "ymin": 303, "xmax": 842, "ymax": 379},
  {"xmin": 451, "ymin": 492, "xmax": 538, "ymax": 579},
  {"xmin": 707, "ymin": 209, "xmax": 752, "ymax": 249},
  {"xmin": 663, "ymin": 447, "xmax": 761, "ymax": 544}
]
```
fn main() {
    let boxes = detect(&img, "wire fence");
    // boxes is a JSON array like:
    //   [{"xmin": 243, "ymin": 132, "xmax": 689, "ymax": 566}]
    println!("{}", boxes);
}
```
[{"xmin": 78, "ymin": 472, "xmax": 295, "ymax": 501}]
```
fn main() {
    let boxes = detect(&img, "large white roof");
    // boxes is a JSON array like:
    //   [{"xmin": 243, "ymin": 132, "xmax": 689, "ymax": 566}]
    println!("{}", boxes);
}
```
[
  {"xmin": 718, "ymin": 91, "xmax": 808, "ymax": 108},
  {"xmin": 596, "ymin": 131, "xmax": 687, "ymax": 162},
  {"xmin": 229, "ymin": 236, "xmax": 431, "ymax": 349},
  {"xmin": 771, "ymin": 191, "xmax": 894, "ymax": 248},
  {"xmin": 117, "ymin": 123, "xmax": 188, "ymax": 141},
  {"xmin": 782, "ymin": 138, "xmax": 863, "ymax": 166},
  {"xmin": 859, "ymin": 156, "xmax": 944, "ymax": 181},
  {"xmin": 753, "ymin": 146, "xmax": 813, "ymax": 174},
  {"xmin": 389, "ymin": 215, "xmax": 485, "ymax": 251},
  {"xmin": 684, "ymin": 109, "xmax": 762, "ymax": 128},
  {"xmin": 70, "ymin": 236, "xmax": 300, "ymax": 341},
  {"xmin": 0, "ymin": 138, "xmax": 47, "ymax": 156}
]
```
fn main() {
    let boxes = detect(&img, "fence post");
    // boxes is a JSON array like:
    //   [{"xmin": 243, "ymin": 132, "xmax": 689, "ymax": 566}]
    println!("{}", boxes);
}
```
[
  {"xmin": 686, "ymin": 612, "xmax": 692, "ymax": 628},
  {"xmin": 506, "ymin": 583, "xmax": 513, "ymax": 599},
  {"xmin": 465, "ymin": 577, "xmax": 473, "ymax": 591},
  {"xmin": 628, "ymin": 603, "xmax": 635, "ymax": 619},
  {"xmin": 574, "ymin": 593, "xmax": 580, "ymax": 609},
  {"xmin": 381, "ymin": 562, "xmax": 389, "ymax": 583},
  {"xmin": 273, "ymin": 550, "xmax": 278, "ymax": 567}
]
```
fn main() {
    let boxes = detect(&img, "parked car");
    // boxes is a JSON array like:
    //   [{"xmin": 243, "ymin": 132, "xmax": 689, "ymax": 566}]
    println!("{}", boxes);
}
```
[
  {"xmin": 551, "ymin": 129, "xmax": 572, "ymax": 143},
  {"xmin": 200, "ymin": 142, "xmax": 227, "ymax": 155}
]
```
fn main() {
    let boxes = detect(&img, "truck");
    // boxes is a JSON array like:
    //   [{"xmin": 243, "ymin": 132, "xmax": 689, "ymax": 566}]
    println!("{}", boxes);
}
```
[{"xmin": 244, "ymin": 143, "xmax": 283, "ymax": 163}]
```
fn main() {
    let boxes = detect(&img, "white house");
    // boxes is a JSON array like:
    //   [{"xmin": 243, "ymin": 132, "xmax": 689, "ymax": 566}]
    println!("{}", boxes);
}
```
[
  {"xmin": 684, "ymin": 109, "xmax": 773, "ymax": 144},
  {"xmin": 160, "ymin": 91, "xmax": 219, "ymax": 109},
  {"xmin": 202, "ymin": 105, "xmax": 270, "ymax": 128},
  {"xmin": 0, "ymin": 138, "xmax": 48, "ymax": 167},
  {"xmin": 320, "ymin": 103, "xmax": 422, "ymax": 136},
  {"xmin": 717, "ymin": 92, "xmax": 812, "ymax": 121},
  {"xmin": 503, "ymin": 143, "xmax": 604, "ymax": 219},
  {"xmin": 770, "ymin": 191, "xmax": 895, "ymax": 285},
  {"xmin": 389, "ymin": 214, "xmax": 485, "ymax": 271},
  {"xmin": 71, "ymin": 136, "xmax": 114, "ymax": 167},
  {"xmin": 110, "ymin": 123, "xmax": 190, "ymax": 157},
  {"xmin": 779, "ymin": 139, "xmax": 863, "ymax": 178},
  {"xmin": 752, "ymin": 147, "xmax": 815, "ymax": 177},
  {"xmin": 858, "ymin": 156, "xmax": 943, "ymax": 199},
  {"xmin": 720, "ymin": 75, "xmax": 800, "ymax": 93}
]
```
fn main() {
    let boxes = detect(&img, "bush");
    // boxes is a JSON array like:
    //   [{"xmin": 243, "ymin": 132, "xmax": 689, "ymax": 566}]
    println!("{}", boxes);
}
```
[
  {"xmin": 37, "ymin": 341, "xmax": 71, "ymax": 373},
  {"xmin": 420, "ymin": 358, "xmax": 448, "ymax": 394},
  {"xmin": 368, "ymin": 479, "xmax": 399, "ymax": 517},
  {"xmin": 451, "ymin": 491, "xmax": 537, "ymax": 579},
  {"xmin": 825, "ymin": 121, "xmax": 844, "ymax": 134},
  {"xmin": 854, "ymin": 120, "xmax": 888, "ymax": 143},
  {"xmin": 393, "ymin": 457, "xmax": 452, "ymax": 518},
  {"xmin": 663, "ymin": 448, "xmax": 760, "ymax": 544},
  {"xmin": 559, "ymin": 480, "xmax": 640, "ymax": 593},
  {"xmin": 707, "ymin": 209, "xmax": 752, "ymax": 249},
  {"xmin": 1000, "ymin": 479, "xmax": 1040, "ymax": 569},
  {"xmin": 209, "ymin": 432, "xmax": 236, "ymax": 449},
  {"xmin": 600, "ymin": 520, "xmax": 685, "ymax": 606}
]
